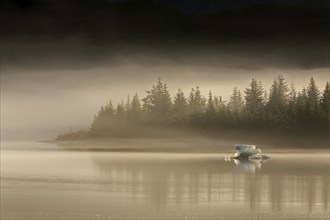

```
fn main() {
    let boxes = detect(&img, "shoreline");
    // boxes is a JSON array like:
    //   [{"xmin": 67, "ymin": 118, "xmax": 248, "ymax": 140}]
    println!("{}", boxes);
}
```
[{"xmin": 48, "ymin": 134, "xmax": 330, "ymax": 154}]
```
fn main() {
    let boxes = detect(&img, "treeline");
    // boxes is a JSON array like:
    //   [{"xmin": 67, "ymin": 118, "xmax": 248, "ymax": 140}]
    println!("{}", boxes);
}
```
[{"xmin": 57, "ymin": 76, "xmax": 329, "ymax": 140}]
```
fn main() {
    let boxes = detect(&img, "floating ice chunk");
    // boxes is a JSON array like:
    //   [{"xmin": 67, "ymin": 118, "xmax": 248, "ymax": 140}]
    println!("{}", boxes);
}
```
[
  {"xmin": 249, "ymin": 153, "xmax": 270, "ymax": 160},
  {"xmin": 224, "ymin": 144, "xmax": 270, "ymax": 162},
  {"xmin": 234, "ymin": 144, "xmax": 262, "ymax": 159}
]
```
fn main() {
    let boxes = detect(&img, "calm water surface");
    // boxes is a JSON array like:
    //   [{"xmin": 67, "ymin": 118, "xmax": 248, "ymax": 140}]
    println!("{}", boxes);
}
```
[{"xmin": 1, "ymin": 141, "xmax": 329, "ymax": 219}]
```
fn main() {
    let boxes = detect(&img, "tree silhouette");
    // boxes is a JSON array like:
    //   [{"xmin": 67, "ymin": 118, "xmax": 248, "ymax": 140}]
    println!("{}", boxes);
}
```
[
  {"xmin": 228, "ymin": 87, "xmax": 244, "ymax": 115},
  {"xmin": 320, "ymin": 82, "xmax": 330, "ymax": 113},
  {"xmin": 142, "ymin": 78, "xmax": 172, "ymax": 124},
  {"xmin": 173, "ymin": 88, "xmax": 188, "ymax": 125},
  {"xmin": 228, "ymin": 87, "xmax": 244, "ymax": 126},
  {"xmin": 90, "ymin": 100, "xmax": 115, "ymax": 136},
  {"xmin": 206, "ymin": 91, "xmax": 216, "ymax": 123},
  {"xmin": 128, "ymin": 93, "xmax": 142, "ymax": 123},
  {"xmin": 268, "ymin": 75, "xmax": 289, "ymax": 112},
  {"xmin": 307, "ymin": 77, "xmax": 320, "ymax": 112},
  {"xmin": 244, "ymin": 78, "xmax": 265, "ymax": 124},
  {"xmin": 188, "ymin": 86, "xmax": 206, "ymax": 115},
  {"xmin": 267, "ymin": 75, "xmax": 289, "ymax": 130},
  {"xmin": 320, "ymin": 82, "xmax": 330, "ymax": 130}
]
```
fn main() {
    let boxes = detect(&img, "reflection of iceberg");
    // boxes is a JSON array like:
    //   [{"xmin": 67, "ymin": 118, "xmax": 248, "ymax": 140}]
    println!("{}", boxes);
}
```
[
  {"xmin": 233, "ymin": 158, "xmax": 262, "ymax": 172},
  {"xmin": 234, "ymin": 144, "xmax": 270, "ymax": 160}
]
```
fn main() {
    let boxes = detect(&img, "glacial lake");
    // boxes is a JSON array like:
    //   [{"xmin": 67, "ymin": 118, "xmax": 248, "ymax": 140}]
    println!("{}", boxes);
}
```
[{"xmin": 1, "ymin": 140, "xmax": 329, "ymax": 219}]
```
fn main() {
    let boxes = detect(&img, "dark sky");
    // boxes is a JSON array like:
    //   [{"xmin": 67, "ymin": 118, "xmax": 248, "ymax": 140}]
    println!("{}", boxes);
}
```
[
  {"xmin": 1, "ymin": 0, "xmax": 329, "ymax": 140},
  {"xmin": 1, "ymin": 0, "xmax": 329, "ymax": 71}
]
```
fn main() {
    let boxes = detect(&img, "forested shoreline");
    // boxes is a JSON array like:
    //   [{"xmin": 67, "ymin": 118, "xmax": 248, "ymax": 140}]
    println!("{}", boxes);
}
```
[{"xmin": 57, "ymin": 76, "xmax": 329, "ymax": 140}]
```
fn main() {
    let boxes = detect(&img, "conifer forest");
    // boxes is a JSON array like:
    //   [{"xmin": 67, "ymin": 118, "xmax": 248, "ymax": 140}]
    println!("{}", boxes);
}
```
[{"xmin": 57, "ymin": 75, "xmax": 329, "ymax": 140}]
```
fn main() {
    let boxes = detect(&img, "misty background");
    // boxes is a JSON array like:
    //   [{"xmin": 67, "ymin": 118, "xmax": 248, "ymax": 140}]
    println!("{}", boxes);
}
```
[{"xmin": 1, "ymin": 0, "xmax": 329, "ymax": 140}]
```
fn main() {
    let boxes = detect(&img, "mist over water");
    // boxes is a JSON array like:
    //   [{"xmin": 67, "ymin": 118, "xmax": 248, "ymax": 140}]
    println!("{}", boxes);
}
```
[
  {"xmin": 1, "ymin": 66, "xmax": 328, "ymax": 140},
  {"xmin": 1, "ymin": 140, "xmax": 329, "ymax": 219}
]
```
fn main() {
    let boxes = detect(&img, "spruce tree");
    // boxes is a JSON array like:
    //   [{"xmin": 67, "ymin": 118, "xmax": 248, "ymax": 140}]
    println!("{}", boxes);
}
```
[
  {"xmin": 244, "ymin": 78, "xmax": 265, "ymax": 122},
  {"xmin": 296, "ymin": 87, "xmax": 308, "ymax": 127},
  {"xmin": 289, "ymin": 82, "xmax": 297, "ymax": 103},
  {"xmin": 213, "ymin": 96, "xmax": 220, "ymax": 112},
  {"xmin": 228, "ymin": 87, "xmax": 244, "ymax": 114},
  {"xmin": 228, "ymin": 87, "xmax": 244, "ymax": 125},
  {"xmin": 128, "ymin": 93, "xmax": 142, "ymax": 124},
  {"xmin": 306, "ymin": 77, "xmax": 320, "ymax": 112},
  {"xmin": 188, "ymin": 86, "xmax": 206, "ymax": 114},
  {"xmin": 320, "ymin": 82, "xmax": 330, "ymax": 113},
  {"xmin": 142, "ymin": 78, "xmax": 172, "ymax": 124},
  {"xmin": 173, "ymin": 88, "xmax": 188, "ymax": 124},
  {"xmin": 287, "ymin": 82, "xmax": 298, "ymax": 127},
  {"xmin": 90, "ymin": 100, "xmax": 115, "ymax": 136},
  {"xmin": 115, "ymin": 100, "xmax": 126, "ymax": 128},
  {"xmin": 319, "ymin": 82, "xmax": 330, "ymax": 130},
  {"xmin": 206, "ymin": 90, "xmax": 216, "ymax": 120},
  {"xmin": 268, "ymin": 75, "xmax": 289, "ymax": 113},
  {"xmin": 267, "ymin": 75, "xmax": 289, "ymax": 130},
  {"xmin": 125, "ymin": 95, "xmax": 131, "ymax": 112}
]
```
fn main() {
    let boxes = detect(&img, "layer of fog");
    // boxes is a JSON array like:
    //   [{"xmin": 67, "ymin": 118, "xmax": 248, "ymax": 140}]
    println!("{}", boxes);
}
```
[{"xmin": 1, "ymin": 65, "xmax": 328, "ymax": 140}]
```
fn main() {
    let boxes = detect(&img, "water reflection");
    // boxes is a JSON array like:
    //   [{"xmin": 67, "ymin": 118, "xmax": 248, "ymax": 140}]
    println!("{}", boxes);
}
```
[
  {"xmin": 233, "ymin": 158, "xmax": 264, "ymax": 173},
  {"xmin": 90, "ymin": 153, "xmax": 329, "ymax": 213},
  {"xmin": 1, "ymin": 143, "xmax": 329, "ymax": 219}
]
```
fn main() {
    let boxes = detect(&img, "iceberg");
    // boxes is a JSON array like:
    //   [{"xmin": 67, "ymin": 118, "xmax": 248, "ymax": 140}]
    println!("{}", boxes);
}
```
[{"xmin": 234, "ymin": 144, "xmax": 269, "ymax": 160}]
